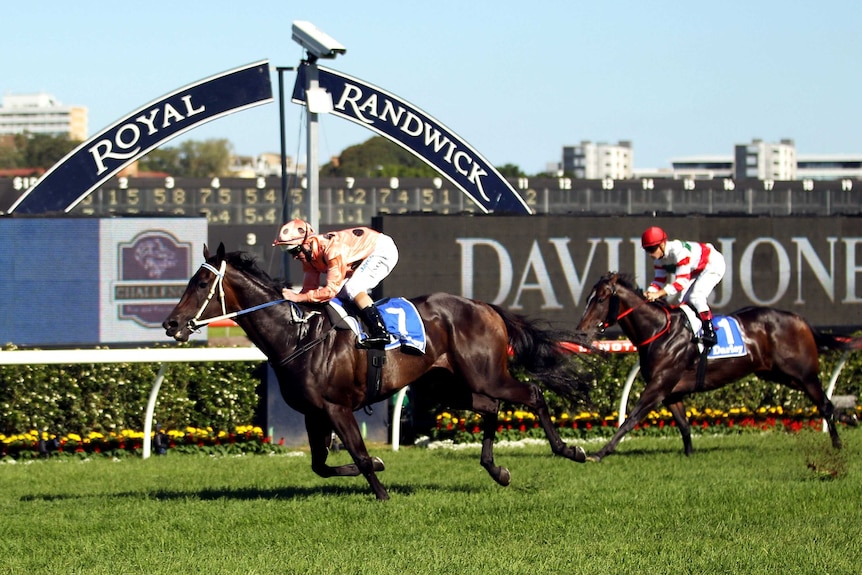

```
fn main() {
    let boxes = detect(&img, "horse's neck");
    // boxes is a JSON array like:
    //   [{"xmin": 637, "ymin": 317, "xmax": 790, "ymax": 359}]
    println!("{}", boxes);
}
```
[
  {"xmin": 618, "ymin": 291, "xmax": 667, "ymax": 341},
  {"xmin": 236, "ymin": 297, "xmax": 329, "ymax": 361}
]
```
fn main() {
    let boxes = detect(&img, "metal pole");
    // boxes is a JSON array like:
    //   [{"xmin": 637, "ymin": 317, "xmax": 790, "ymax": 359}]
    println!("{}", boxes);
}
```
[
  {"xmin": 305, "ymin": 60, "xmax": 321, "ymax": 232},
  {"xmin": 276, "ymin": 66, "xmax": 295, "ymax": 282}
]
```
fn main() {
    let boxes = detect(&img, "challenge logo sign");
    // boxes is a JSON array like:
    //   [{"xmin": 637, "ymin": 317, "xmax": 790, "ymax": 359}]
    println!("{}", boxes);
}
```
[
  {"xmin": 9, "ymin": 60, "xmax": 272, "ymax": 214},
  {"xmin": 292, "ymin": 63, "xmax": 531, "ymax": 215},
  {"xmin": 114, "ymin": 231, "xmax": 192, "ymax": 328}
]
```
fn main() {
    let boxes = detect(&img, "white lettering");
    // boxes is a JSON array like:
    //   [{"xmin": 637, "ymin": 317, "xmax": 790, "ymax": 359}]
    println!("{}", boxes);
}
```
[
  {"xmin": 843, "ymin": 239, "xmax": 862, "ymax": 303},
  {"xmin": 510, "ymin": 241, "xmax": 562, "ymax": 310},
  {"xmin": 710, "ymin": 238, "xmax": 736, "ymax": 308},
  {"xmin": 334, "ymin": 84, "xmax": 372, "ymax": 124},
  {"xmin": 457, "ymin": 238, "xmax": 512, "ymax": 304},
  {"xmin": 181, "ymin": 94, "xmax": 205, "ymax": 116},
  {"xmin": 467, "ymin": 163, "xmax": 490, "ymax": 201},
  {"xmin": 87, "ymin": 94, "xmax": 206, "ymax": 175},
  {"xmin": 550, "ymin": 238, "xmax": 601, "ymax": 306},
  {"xmin": 135, "ymin": 110, "xmax": 160, "ymax": 135},
  {"xmin": 88, "ymin": 140, "xmax": 137, "ymax": 175},
  {"xmin": 793, "ymin": 237, "xmax": 836, "ymax": 304},
  {"xmin": 356, "ymin": 92, "xmax": 380, "ymax": 120},
  {"xmin": 380, "ymin": 100, "xmax": 405, "ymax": 126},
  {"xmin": 739, "ymin": 238, "xmax": 790, "ymax": 305},
  {"xmin": 453, "ymin": 151, "xmax": 471, "ymax": 176},
  {"xmin": 161, "ymin": 103, "xmax": 185, "ymax": 127},
  {"xmin": 400, "ymin": 111, "xmax": 423, "ymax": 137}
]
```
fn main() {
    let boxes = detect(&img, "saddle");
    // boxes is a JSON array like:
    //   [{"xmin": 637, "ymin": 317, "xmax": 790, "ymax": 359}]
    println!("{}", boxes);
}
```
[
  {"xmin": 327, "ymin": 297, "xmax": 428, "ymax": 406},
  {"xmin": 678, "ymin": 304, "xmax": 747, "ymax": 359},
  {"xmin": 326, "ymin": 297, "xmax": 427, "ymax": 354}
]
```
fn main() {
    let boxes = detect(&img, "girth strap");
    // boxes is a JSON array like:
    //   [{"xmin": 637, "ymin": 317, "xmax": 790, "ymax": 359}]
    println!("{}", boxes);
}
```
[{"xmin": 365, "ymin": 348, "xmax": 386, "ymax": 409}]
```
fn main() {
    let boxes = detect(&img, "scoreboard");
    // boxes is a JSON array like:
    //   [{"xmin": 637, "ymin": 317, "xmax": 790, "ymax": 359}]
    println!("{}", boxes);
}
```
[{"xmin": 1, "ymin": 174, "xmax": 860, "ymax": 225}]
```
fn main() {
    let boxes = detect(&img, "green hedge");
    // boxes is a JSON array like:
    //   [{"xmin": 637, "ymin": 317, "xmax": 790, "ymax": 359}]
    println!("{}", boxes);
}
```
[
  {"xmin": 2, "ymin": 342, "xmax": 860, "ymax": 439},
  {"xmin": 550, "ymin": 343, "xmax": 862, "ymax": 416},
  {"xmin": 0, "ymin": 344, "xmax": 263, "ymax": 436}
]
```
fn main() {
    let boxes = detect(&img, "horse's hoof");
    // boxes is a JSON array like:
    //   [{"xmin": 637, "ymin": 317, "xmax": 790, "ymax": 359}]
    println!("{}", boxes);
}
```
[
  {"xmin": 372, "ymin": 457, "xmax": 385, "ymax": 472},
  {"xmin": 496, "ymin": 467, "xmax": 511, "ymax": 486},
  {"xmin": 587, "ymin": 454, "xmax": 602, "ymax": 463},
  {"xmin": 573, "ymin": 446, "xmax": 587, "ymax": 463}
]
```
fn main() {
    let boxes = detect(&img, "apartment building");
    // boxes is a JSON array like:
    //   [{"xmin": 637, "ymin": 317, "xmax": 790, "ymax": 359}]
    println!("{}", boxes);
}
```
[{"xmin": 0, "ymin": 93, "xmax": 88, "ymax": 140}]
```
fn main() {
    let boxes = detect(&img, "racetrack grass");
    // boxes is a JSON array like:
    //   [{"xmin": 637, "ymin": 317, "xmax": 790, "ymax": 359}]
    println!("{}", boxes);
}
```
[{"xmin": 1, "ymin": 428, "xmax": 860, "ymax": 575}]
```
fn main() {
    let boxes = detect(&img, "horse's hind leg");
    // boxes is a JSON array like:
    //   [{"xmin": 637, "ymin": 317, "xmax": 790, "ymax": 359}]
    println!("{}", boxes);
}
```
[
  {"xmin": 796, "ymin": 368, "xmax": 841, "ymax": 449},
  {"xmin": 798, "ymin": 376, "xmax": 842, "ymax": 450},
  {"xmin": 526, "ymin": 383, "xmax": 587, "ymax": 462},
  {"xmin": 666, "ymin": 400, "xmax": 693, "ymax": 456},
  {"xmin": 488, "ymin": 376, "xmax": 586, "ymax": 463},
  {"xmin": 305, "ymin": 413, "xmax": 385, "ymax": 479},
  {"xmin": 471, "ymin": 395, "xmax": 511, "ymax": 486}
]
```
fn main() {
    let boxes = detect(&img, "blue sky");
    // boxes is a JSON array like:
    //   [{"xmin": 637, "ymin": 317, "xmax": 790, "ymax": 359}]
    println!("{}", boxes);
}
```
[{"xmin": 3, "ymin": 1, "xmax": 859, "ymax": 174}]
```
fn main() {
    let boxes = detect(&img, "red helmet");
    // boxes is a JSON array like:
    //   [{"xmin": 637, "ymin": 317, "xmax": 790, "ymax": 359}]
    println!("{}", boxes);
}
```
[
  {"xmin": 641, "ymin": 226, "xmax": 667, "ymax": 249},
  {"xmin": 273, "ymin": 218, "xmax": 315, "ymax": 248}
]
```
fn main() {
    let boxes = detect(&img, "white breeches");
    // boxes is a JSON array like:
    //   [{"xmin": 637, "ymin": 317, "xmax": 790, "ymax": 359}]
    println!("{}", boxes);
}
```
[
  {"xmin": 339, "ymin": 234, "xmax": 399, "ymax": 299},
  {"xmin": 679, "ymin": 252, "xmax": 726, "ymax": 314}
]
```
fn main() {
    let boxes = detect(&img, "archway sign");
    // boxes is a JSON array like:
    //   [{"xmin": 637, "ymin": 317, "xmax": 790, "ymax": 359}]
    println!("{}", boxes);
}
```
[
  {"xmin": 9, "ymin": 60, "xmax": 272, "ymax": 214},
  {"xmin": 291, "ymin": 62, "xmax": 531, "ymax": 215}
]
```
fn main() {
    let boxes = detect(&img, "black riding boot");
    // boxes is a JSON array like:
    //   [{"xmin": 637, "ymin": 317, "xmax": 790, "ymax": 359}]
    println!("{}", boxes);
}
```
[
  {"xmin": 700, "ymin": 312, "xmax": 717, "ymax": 347},
  {"xmin": 358, "ymin": 304, "xmax": 391, "ymax": 349}
]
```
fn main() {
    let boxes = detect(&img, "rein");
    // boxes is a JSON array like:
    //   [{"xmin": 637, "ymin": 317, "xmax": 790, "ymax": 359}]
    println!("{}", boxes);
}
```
[
  {"xmin": 188, "ymin": 260, "xmax": 288, "ymax": 330},
  {"xmin": 187, "ymin": 260, "xmax": 335, "ymax": 365},
  {"xmin": 602, "ymin": 290, "xmax": 672, "ymax": 347}
]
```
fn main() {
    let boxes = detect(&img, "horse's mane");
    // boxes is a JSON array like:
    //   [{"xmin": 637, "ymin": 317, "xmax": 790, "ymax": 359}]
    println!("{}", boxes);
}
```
[
  {"xmin": 606, "ymin": 271, "xmax": 639, "ymax": 292},
  {"xmin": 605, "ymin": 271, "xmax": 674, "ymax": 309},
  {"xmin": 223, "ymin": 251, "xmax": 284, "ymax": 293}
]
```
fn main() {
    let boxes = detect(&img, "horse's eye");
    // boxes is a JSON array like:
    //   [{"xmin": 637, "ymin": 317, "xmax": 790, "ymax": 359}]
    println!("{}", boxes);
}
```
[{"xmin": 198, "ymin": 280, "xmax": 209, "ymax": 289}]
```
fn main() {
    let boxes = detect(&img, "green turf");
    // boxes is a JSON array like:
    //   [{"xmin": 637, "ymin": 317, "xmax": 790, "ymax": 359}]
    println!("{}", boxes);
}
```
[{"xmin": 1, "ymin": 428, "xmax": 860, "ymax": 574}]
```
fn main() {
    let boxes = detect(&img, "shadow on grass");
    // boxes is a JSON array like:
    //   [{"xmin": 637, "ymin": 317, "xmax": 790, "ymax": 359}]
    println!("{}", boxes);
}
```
[{"xmin": 19, "ymin": 481, "xmax": 487, "ymax": 503}]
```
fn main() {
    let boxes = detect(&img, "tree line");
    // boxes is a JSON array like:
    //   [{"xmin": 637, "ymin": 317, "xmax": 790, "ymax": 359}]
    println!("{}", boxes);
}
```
[{"xmin": 0, "ymin": 133, "xmax": 528, "ymax": 178}]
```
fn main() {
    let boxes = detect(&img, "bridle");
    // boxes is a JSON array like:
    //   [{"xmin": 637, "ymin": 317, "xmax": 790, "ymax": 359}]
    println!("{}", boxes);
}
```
[
  {"xmin": 186, "ymin": 260, "xmax": 302, "ymax": 331},
  {"xmin": 596, "ymin": 281, "xmax": 671, "ymax": 347},
  {"xmin": 185, "ymin": 258, "xmax": 334, "ymax": 365}
]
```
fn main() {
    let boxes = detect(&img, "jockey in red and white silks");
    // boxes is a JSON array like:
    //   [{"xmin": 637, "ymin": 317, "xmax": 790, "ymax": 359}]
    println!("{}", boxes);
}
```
[{"xmin": 640, "ymin": 226, "xmax": 726, "ymax": 346}]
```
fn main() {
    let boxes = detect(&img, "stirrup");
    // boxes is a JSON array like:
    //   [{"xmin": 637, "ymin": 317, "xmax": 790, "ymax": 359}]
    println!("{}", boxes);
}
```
[{"xmin": 357, "ymin": 334, "xmax": 390, "ymax": 349}]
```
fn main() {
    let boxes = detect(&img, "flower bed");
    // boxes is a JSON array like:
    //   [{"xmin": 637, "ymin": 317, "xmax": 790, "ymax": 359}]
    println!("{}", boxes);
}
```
[
  {"xmin": 431, "ymin": 405, "xmax": 861, "ymax": 444},
  {"xmin": 0, "ymin": 425, "xmax": 291, "ymax": 460}
]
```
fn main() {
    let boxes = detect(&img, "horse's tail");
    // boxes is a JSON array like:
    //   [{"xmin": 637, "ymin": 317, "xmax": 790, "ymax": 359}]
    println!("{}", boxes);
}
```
[
  {"xmin": 812, "ymin": 329, "xmax": 862, "ymax": 352},
  {"xmin": 489, "ymin": 304, "xmax": 594, "ymax": 404}
]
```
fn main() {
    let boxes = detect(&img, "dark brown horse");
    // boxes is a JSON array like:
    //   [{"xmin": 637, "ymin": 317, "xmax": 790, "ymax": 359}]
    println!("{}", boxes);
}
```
[
  {"xmin": 163, "ymin": 244, "xmax": 590, "ymax": 499},
  {"xmin": 577, "ymin": 272, "xmax": 862, "ymax": 461}
]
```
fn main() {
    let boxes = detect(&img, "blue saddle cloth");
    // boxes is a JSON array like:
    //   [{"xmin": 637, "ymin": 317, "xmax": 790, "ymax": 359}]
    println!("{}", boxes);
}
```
[
  {"xmin": 706, "ymin": 316, "xmax": 747, "ymax": 359},
  {"xmin": 329, "ymin": 297, "xmax": 427, "ymax": 354},
  {"xmin": 680, "ymin": 304, "xmax": 747, "ymax": 359}
]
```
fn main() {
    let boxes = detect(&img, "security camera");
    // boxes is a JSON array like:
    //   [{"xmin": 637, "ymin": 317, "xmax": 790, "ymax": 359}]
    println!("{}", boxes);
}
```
[{"xmin": 291, "ymin": 21, "xmax": 346, "ymax": 60}]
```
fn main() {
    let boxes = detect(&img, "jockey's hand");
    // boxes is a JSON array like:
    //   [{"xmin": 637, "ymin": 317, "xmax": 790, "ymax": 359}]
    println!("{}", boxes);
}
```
[
  {"xmin": 645, "ymin": 290, "xmax": 663, "ymax": 302},
  {"xmin": 281, "ymin": 288, "xmax": 299, "ymax": 301}
]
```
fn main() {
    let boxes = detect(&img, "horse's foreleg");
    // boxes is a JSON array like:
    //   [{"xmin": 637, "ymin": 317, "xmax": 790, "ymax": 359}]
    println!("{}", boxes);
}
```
[
  {"xmin": 325, "ymin": 404, "xmax": 390, "ymax": 500},
  {"xmin": 666, "ymin": 400, "xmax": 693, "ymax": 456},
  {"xmin": 305, "ymin": 413, "xmax": 385, "ymax": 479},
  {"xmin": 592, "ymin": 386, "xmax": 667, "ymax": 462}
]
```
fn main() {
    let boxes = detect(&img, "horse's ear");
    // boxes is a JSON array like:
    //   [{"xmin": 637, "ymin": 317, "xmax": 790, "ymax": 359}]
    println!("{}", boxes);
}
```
[
  {"xmin": 203, "ymin": 244, "xmax": 210, "ymax": 260},
  {"xmin": 217, "ymin": 242, "xmax": 226, "ymax": 260}
]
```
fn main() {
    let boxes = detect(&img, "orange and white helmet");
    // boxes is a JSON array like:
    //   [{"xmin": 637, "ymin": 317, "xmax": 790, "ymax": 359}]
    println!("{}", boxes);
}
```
[
  {"xmin": 641, "ymin": 226, "xmax": 667, "ymax": 249},
  {"xmin": 273, "ymin": 218, "xmax": 315, "ymax": 249}
]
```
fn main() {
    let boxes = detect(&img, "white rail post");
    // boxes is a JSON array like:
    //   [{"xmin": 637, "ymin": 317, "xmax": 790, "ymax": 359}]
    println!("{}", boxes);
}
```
[{"xmin": 142, "ymin": 363, "xmax": 168, "ymax": 459}]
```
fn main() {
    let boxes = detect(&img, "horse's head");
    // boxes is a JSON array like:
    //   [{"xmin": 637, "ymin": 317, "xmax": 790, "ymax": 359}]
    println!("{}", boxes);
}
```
[
  {"xmin": 163, "ymin": 242, "xmax": 233, "ymax": 342},
  {"xmin": 576, "ymin": 272, "xmax": 621, "ymax": 335}
]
